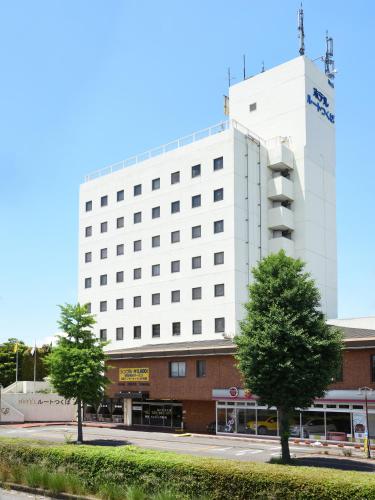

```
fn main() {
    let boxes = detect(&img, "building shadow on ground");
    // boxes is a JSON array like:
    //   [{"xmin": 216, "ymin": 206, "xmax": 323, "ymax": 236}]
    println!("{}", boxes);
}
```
[{"xmin": 294, "ymin": 456, "xmax": 375, "ymax": 472}]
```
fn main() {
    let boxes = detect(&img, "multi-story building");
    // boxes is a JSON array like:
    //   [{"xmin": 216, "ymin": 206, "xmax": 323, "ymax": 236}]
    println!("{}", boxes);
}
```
[
  {"xmin": 79, "ymin": 54, "xmax": 340, "ymax": 435},
  {"xmin": 79, "ymin": 55, "xmax": 336, "ymax": 348}
]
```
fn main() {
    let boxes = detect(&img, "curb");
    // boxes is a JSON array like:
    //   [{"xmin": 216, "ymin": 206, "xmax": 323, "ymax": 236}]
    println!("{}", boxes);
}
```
[{"xmin": 0, "ymin": 482, "xmax": 95, "ymax": 499}]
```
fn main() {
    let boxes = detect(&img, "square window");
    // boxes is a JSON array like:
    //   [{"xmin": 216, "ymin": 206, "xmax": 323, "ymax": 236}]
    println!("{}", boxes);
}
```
[
  {"xmin": 171, "ymin": 260, "xmax": 180, "ymax": 273},
  {"xmin": 171, "ymin": 290, "xmax": 180, "ymax": 303},
  {"xmin": 117, "ymin": 244, "xmax": 124, "ymax": 256},
  {"xmin": 85, "ymin": 200, "xmax": 92, "ymax": 212},
  {"xmin": 85, "ymin": 303, "xmax": 91, "ymax": 313},
  {"xmin": 192, "ymin": 225, "xmax": 201, "ymax": 239},
  {"xmin": 192, "ymin": 320, "xmax": 202, "ymax": 335},
  {"xmin": 152, "ymin": 235, "xmax": 160, "ymax": 248},
  {"xmin": 214, "ymin": 220, "xmax": 224, "ymax": 233},
  {"xmin": 171, "ymin": 200, "xmax": 180, "ymax": 214},
  {"xmin": 100, "ymin": 329, "xmax": 107, "ymax": 341},
  {"xmin": 152, "ymin": 293, "xmax": 160, "ymax": 305},
  {"xmin": 152, "ymin": 324, "xmax": 160, "ymax": 338},
  {"xmin": 152, "ymin": 206, "xmax": 160, "ymax": 219},
  {"xmin": 100, "ymin": 274, "xmax": 107, "ymax": 286},
  {"xmin": 196, "ymin": 360, "xmax": 206, "ymax": 378},
  {"xmin": 134, "ymin": 325, "xmax": 141, "ymax": 339},
  {"xmin": 192, "ymin": 164, "xmax": 201, "ymax": 178},
  {"xmin": 192, "ymin": 194, "xmax": 201, "ymax": 208},
  {"xmin": 214, "ymin": 188, "xmax": 224, "ymax": 202},
  {"xmin": 152, "ymin": 264, "xmax": 160, "ymax": 277},
  {"xmin": 134, "ymin": 240, "xmax": 142, "ymax": 252},
  {"xmin": 116, "ymin": 271, "xmax": 124, "ymax": 283},
  {"xmin": 101, "ymin": 221, "xmax": 108, "ymax": 233},
  {"xmin": 116, "ymin": 327, "xmax": 124, "ymax": 341},
  {"xmin": 85, "ymin": 226, "xmax": 92, "ymax": 237},
  {"xmin": 214, "ymin": 283, "xmax": 225, "ymax": 297},
  {"xmin": 192, "ymin": 256, "xmax": 201, "ymax": 269},
  {"xmin": 152, "ymin": 178, "xmax": 160, "ymax": 190},
  {"xmin": 117, "ymin": 190, "xmax": 124, "ymax": 202},
  {"xmin": 100, "ymin": 248, "xmax": 107, "ymax": 260},
  {"xmin": 249, "ymin": 102, "xmax": 257, "ymax": 112},
  {"xmin": 116, "ymin": 298, "xmax": 124, "ymax": 310},
  {"xmin": 172, "ymin": 322, "xmax": 181, "ymax": 336},
  {"xmin": 213, "ymin": 156, "xmax": 223, "ymax": 171},
  {"xmin": 171, "ymin": 230, "xmax": 180, "ymax": 243},
  {"xmin": 101, "ymin": 195, "xmax": 108, "ymax": 207},
  {"xmin": 171, "ymin": 171, "xmax": 180, "ymax": 184},
  {"xmin": 133, "ymin": 296, "xmax": 141, "ymax": 308},
  {"xmin": 85, "ymin": 252, "xmax": 92, "ymax": 263},
  {"xmin": 134, "ymin": 184, "xmax": 142, "ymax": 196},
  {"xmin": 84, "ymin": 277, "xmax": 92, "ymax": 289},
  {"xmin": 133, "ymin": 267, "xmax": 142, "ymax": 280},
  {"xmin": 192, "ymin": 287, "xmax": 202, "ymax": 300},
  {"xmin": 169, "ymin": 361, "xmax": 185, "ymax": 377},
  {"xmin": 134, "ymin": 211, "xmax": 142, "ymax": 224},
  {"xmin": 117, "ymin": 216, "xmax": 124, "ymax": 229},
  {"xmin": 100, "ymin": 300, "xmax": 107, "ymax": 312},
  {"xmin": 214, "ymin": 251, "xmax": 224, "ymax": 265},
  {"xmin": 215, "ymin": 317, "xmax": 225, "ymax": 333}
]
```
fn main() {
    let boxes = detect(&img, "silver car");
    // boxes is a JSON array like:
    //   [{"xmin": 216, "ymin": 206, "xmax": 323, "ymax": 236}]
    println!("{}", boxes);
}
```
[{"xmin": 290, "ymin": 417, "xmax": 336, "ymax": 438}]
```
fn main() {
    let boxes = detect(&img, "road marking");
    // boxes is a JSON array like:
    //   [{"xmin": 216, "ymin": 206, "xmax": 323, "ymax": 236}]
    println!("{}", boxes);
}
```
[
  {"xmin": 271, "ymin": 452, "xmax": 281, "ymax": 456},
  {"xmin": 269, "ymin": 446, "xmax": 281, "ymax": 450},
  {"xmin": 213, "ymin": 447, "xmax": 233, "ymax": 452}
]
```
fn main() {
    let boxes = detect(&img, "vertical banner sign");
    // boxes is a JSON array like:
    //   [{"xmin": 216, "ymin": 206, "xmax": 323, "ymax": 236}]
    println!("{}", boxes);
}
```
[{"xmin": 353, "ymin": 413, "xmax": 367, "ymax": 439}]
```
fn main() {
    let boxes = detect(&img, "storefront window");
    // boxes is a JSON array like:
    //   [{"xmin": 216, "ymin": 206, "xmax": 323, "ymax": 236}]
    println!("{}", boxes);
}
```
[
  {"xmin": 301, "ymin": 411, "xmax": 325, "ymax": 439},
  {"xmin": 327, "ymin": 412, "xmax": 351, "ymax": 441},
  {"xmin": 236, "ymin": 408, "xmax": 256, "ymax": 434},
  {"xmin": 172, "ymin": 406, "xmax": 182, "ymax": 427}
]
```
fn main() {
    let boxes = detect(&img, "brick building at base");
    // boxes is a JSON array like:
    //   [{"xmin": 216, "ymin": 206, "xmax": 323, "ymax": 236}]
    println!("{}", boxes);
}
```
[{"xmin": 97, "ymin": 325, "xmax": 375, "ymax": 442}]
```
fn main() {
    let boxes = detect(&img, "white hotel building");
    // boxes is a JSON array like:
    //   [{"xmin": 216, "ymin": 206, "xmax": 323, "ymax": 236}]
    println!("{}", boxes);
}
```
[{"xmin": 78, "ymin": 55, "xmax": 337, "ymax": 349}]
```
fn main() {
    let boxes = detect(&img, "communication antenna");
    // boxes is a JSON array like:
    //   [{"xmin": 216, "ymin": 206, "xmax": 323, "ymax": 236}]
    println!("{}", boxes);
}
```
[
  {"xmin": 243, "ymin": 54, "xmax": 246, "ymax": 80},
  {"xmin": 261, "ymin": 61, "xmax": 265, "ymax": 73},
  {"xmin": 324, "ymin": 31, "xmax": 336, "ymax": 80},
  {"xmin": 297, "ymin": 3, "xmax": 305, "ymax": 55},
  {"xmin": 227, "ymin": 67, "xmax": 236, "ymax": 88}
]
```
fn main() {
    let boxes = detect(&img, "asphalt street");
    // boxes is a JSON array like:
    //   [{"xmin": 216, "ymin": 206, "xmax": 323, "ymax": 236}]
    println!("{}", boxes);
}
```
[
  {"xmin": 1, "ymin": 424, "xmax": 373, "ymax": 471},
  {"xmin": 0, "ymin": 489, "xmax": 48, "ymax": 499}
]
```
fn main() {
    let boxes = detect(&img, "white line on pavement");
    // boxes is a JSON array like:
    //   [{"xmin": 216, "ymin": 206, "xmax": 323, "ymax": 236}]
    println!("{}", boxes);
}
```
[{"xmin": 213, "ymin": 447, "xmax": 233, "ymax": 452}]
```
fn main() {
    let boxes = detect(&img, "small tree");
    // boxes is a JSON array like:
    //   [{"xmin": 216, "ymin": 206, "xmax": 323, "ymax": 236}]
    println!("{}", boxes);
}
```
[
  {"xmin": 0, "ymin": 339, "xmax": 27, "ymax": 387},
  {"xmin": 235, "ymin": 251, "xmax": 343, "ymax": 462},
  {"xmin": 46, "ymin": 304, "xmax": 109, "ymax": 443}
]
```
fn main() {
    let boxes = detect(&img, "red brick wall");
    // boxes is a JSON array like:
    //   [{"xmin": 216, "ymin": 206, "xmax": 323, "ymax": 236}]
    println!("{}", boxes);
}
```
[
  {"xmin": 329, "ymin": 349, "xmax": 375, "ymax": 390},
  {"xmin": 106, "ymin": 355, "xmax": 242, "ymax": 401},
  {"xmin": 182, "ymin": 400, "xmax": 216, "ymax": 433}
]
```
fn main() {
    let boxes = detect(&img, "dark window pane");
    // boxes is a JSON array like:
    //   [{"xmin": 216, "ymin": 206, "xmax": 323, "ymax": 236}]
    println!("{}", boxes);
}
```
[
  {"xmin": 192, "ymin": 164, "xmax": 201, "ymax": 178},
  {"xmin": 152, "ymin": 178, "xmax": 160, "ymax": 190},
  {"xmin": 85, "ymin": 200, "xmax": 92, "ymax": 212},
  {"xmin": 213, "ymin": 156, "xmax": 223, "ymax": 171},
  {"xmin": 116, "ymin": 327, "xmax": 124, "ymax": 341},
  {"xmin": 192, "ymin": 194, "xmax": 201, "ymax": 208},
  {"xmin": 117, "ymin": 190, "xmax": 124, "ymax": 202},
  {"xmin": 134, "ymin": 184, "xmax": 142, "ymax": 196},
  {"xmin": 171, "ymin": 171, "xmax": 180, "ymax": 184},
  {"xmin": 101, "ymin": 195, "xmax": 108, "ymax": 207}
]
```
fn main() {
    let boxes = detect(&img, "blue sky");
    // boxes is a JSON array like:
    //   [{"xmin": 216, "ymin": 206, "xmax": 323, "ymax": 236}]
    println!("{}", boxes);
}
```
[{"xmin": 0, "ymin": 1, "xmax": 374, "ymax": 345}]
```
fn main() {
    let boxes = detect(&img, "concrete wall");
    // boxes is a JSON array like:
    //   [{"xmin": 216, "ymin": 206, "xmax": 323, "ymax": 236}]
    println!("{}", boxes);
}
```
[{"xmin": 1, "ymin": 393, "xmax": 76, "ymax": 422}]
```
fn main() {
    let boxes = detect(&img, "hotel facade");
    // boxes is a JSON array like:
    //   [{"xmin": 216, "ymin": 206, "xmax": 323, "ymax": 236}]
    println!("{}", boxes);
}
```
[{"xmin": 77, "ymin": 55, "xmax": 373, "ymax": 442}]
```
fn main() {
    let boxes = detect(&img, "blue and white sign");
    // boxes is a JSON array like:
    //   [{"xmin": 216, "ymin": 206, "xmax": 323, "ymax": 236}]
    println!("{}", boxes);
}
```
[{"xmin": 307, "ymin": 87, "xmax": 335, "ymax": 124}]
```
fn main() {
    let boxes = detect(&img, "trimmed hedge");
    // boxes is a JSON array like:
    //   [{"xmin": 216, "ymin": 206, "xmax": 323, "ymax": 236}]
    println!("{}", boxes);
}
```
[{"xmin": 0, "ymin": 437, "xmax": 375, "ymax": 499}]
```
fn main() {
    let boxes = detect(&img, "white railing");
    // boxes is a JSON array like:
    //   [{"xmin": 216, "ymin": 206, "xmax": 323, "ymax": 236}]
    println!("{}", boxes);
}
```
[{"xmin": 84, "ymin": 120, "xmax": 230, "ymax": 182}]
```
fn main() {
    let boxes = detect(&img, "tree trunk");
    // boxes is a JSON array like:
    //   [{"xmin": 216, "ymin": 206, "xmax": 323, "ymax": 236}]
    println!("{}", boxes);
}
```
[
  {"xmin": 77, "ymin": 398, "xmax": 83, "ymax": 444},
  {"xmin": 278, "ymin": 407, "xmax": 291, "ymax": 463}
]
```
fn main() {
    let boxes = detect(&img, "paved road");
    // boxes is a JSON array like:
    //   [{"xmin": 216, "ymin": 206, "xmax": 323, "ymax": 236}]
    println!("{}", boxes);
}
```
[
  {"xmin": 0, "ymin": 424, "xmax": 360, "ymax": 465},
  {"xmin": 0, "ymin": 489, "xmax": 48, "ymax": 499}
]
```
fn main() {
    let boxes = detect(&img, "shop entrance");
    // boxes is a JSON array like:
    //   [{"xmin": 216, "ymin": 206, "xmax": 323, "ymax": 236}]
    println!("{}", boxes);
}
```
[{"xmin": 132, "ymin": 402, "xmax": 182, "ymax": 429}]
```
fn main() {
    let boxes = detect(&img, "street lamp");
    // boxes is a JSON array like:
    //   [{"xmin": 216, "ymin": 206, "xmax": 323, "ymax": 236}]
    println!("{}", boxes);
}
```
[{"xmin": 358, "ymin": 386, "xmax": 373, "ymax": 459}]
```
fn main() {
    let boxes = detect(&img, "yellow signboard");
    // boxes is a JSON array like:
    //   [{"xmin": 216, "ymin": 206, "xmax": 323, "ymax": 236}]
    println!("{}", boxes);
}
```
[{"xmin": 119, "ymin": 367, "xmax": 149, "ymax": 382}]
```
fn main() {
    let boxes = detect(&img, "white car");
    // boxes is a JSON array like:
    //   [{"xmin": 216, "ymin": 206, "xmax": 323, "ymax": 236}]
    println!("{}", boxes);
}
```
[{"xmin": 290, "ymin": 418, "xmax": 336, "ymax": 438}]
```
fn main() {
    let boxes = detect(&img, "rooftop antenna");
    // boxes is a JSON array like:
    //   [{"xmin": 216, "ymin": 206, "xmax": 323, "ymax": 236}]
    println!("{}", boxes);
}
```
[
  {"xmin": 227, "ymin": 67, "xmax": 236, "ymax": 88},
  {"xmin": 297, "ymin": 3, "xmax": 305, "ymax": 55},
  {"xmin": 324, "ymin": 31, "xmax": 336, "ymax": 80},
  {"xmin": 261, "ymin": 61, "xmax": 265, "ymax": 73},
  {"xmin": 243, "ymin": 54, "xmax": 246, "ymax": 80}
]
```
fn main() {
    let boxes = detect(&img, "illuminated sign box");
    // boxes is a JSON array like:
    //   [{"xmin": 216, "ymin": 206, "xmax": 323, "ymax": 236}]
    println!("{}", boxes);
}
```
[{"xmin": 119, "ymin": 367, "xmax": 150, "ymax": 382}]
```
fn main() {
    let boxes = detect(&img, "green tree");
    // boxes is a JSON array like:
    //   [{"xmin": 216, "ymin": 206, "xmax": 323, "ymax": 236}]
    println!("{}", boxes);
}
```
[
  {"xmin": 0, "ymin": 339, "xmax": 27, "ymax": 387},
  {"xmin": 46, "ymin": 304, "xmax": 109, "ymax": 443},
  {"xmin": 235, "ymin": 251, "xmax": 343, "ymax": 462}
]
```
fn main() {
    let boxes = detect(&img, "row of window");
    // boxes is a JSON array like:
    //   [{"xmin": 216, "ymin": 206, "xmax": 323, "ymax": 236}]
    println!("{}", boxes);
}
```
[
  {"xmin": 85, "ymin": 157, "xmax": 224, "ymax": 212},
  {"xmin": 99, "ymin": 317, "xmax": 226, "ymax": 341},
  {"xmin": 85, "ymin": 220, "xmax": 224, "ymax": 247},
  {"xmin": 84, "ymin": 190, "xmax": 224, "ymax": 236},
  {"xmin": 84, "ymin": 253, "xmax": 224, "ymax": 288},
  {"xmin": 87, "ymin": 284, "xmax": 225, "ymax": 313},
  {"xmin": 169, "ymin": 360, "xmax": 206, "ymax": 378}
]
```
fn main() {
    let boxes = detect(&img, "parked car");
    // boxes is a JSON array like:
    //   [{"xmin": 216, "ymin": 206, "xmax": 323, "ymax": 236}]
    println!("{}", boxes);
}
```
[
  {"xmin": 246, "ymin": 416, "xmax": 278, "ymax": 435},
  {"xmin": 290, "ymin": 418, "xmax": 336, "ymax": 438}
]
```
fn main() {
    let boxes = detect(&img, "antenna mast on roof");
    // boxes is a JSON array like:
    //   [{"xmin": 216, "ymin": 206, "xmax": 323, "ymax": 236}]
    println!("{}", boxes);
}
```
[
  {"xmin": 324, "ymin": 31, "xmax": 336, "ymax": 80},
  {"xmin": 297, "ymin": 3, "xmax": 305, "ymax": 55}
]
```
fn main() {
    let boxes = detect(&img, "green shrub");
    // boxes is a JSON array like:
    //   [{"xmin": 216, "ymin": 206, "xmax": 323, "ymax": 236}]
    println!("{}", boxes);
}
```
[
  {"xmin": 99, "ymin": 482, "xmax": 128, "ymax": 500},
  {"xmin": 1, "ymin": 437, "xmax": 375, "ymax": 499},
  {"xmin": 24, "ymin": 464, "xmax": 44, "ymax": 488},
  {"xmin": 46, "ymin": 471, "xmax": 67, "ymax": 495},
  {"xmin": 125, "ymin": 484, "xmax": 147, "ymax": 500},
  {"xmin": 9, "ymin": 465, "xmax": 24, "ymax": 484}
]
